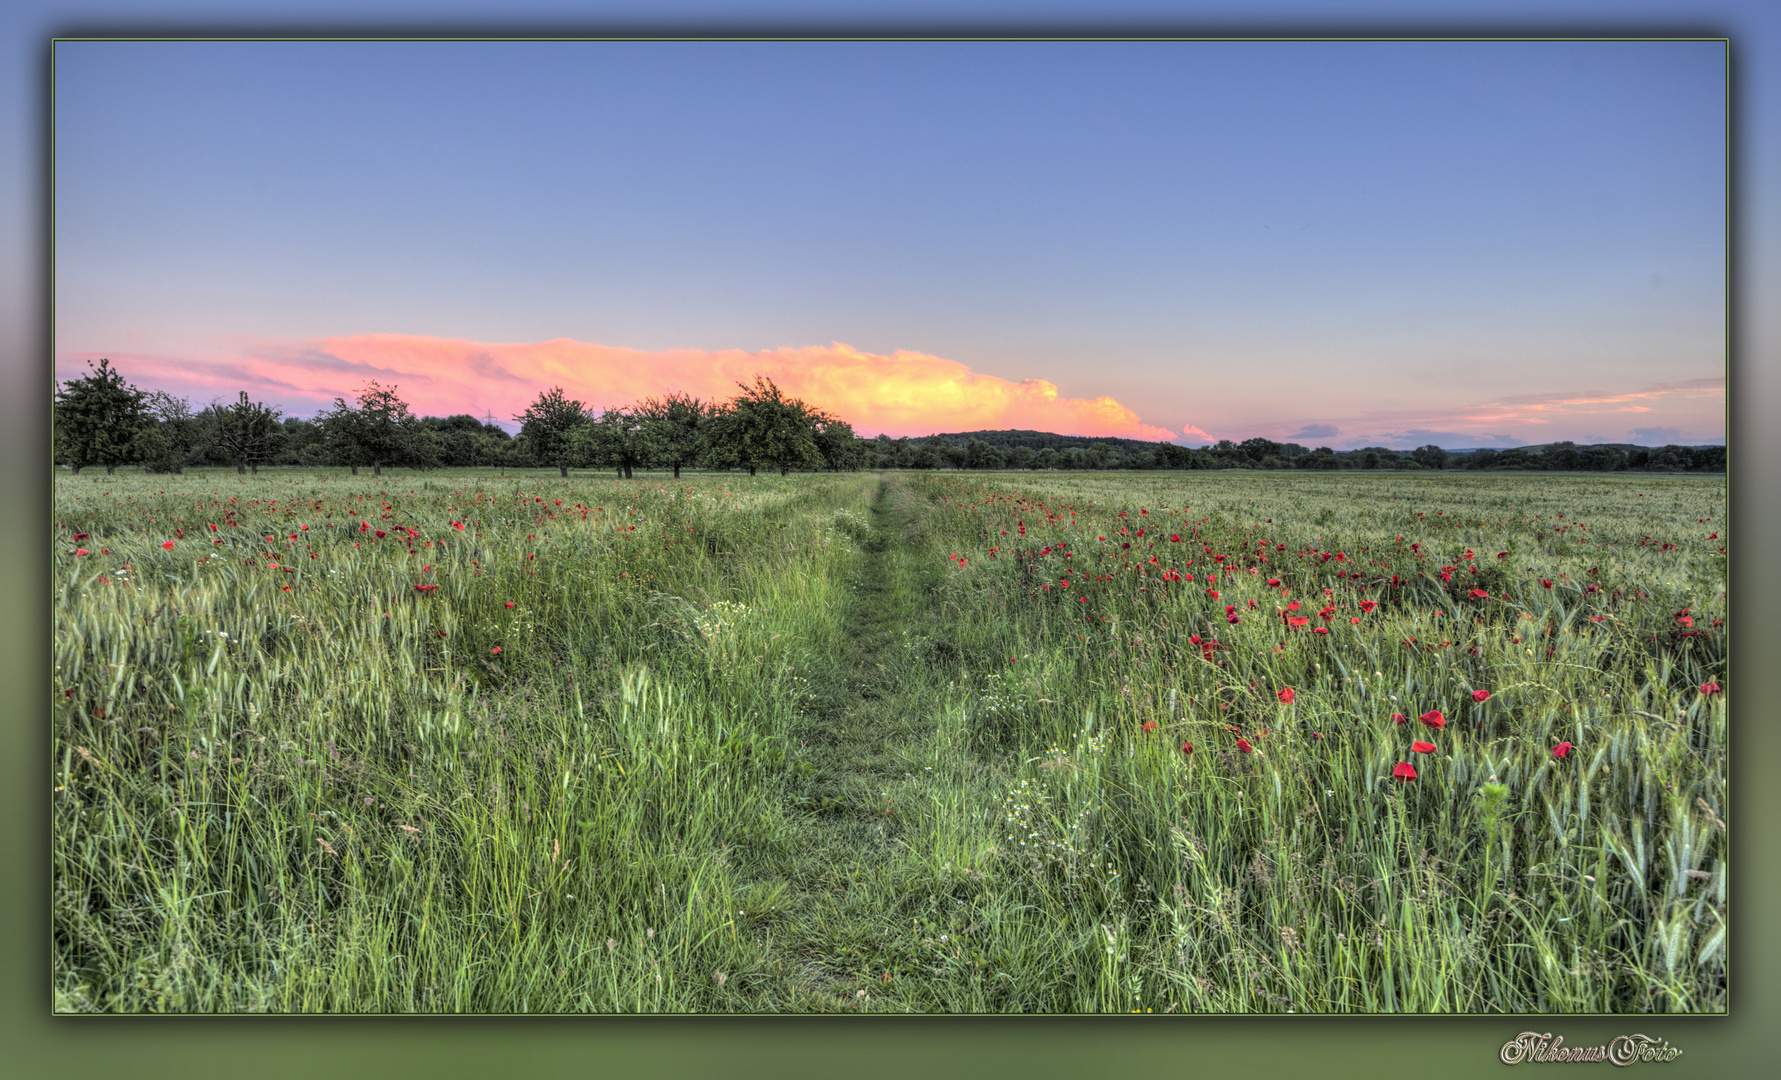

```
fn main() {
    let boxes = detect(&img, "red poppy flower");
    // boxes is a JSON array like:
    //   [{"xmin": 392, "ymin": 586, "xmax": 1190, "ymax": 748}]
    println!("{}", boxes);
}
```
[
  {"xmin": 1392, "ymin": 712, "xmax": 1407, "ymax": 725},
  {"xmin": 375, "ymin": 530, "xmax": 386, "ymax": 539},
  {"xmin": 414, "ymin": 583, "xmax": 439, "ymax": 594},
  {"xmin": 1277, "ymin": 688, "xmax": 1295, "ymax": 704},
  {"xmin": 1181, "ymin": 741, "xmax": 1194, "ymax": 755},
  {"xmin": 1267, "ymin": 578, "xmax": 1281, "ymax": 587},
  {"xmin": 504, "ymin": 601, "xmax": 516, "ymax": 608},
  {"xmin": 1411, "ymin": 741, "xmax": 1436, "ymax": 754},
  {"xmin": 1358, "ymin": 601, "xmax": 1377, "ymax": 612},
  {"xmin": 73, "ymin": 548, "xmax": 89, "ymax": 557},
  {"xmin": 1552, "ymin": 741, "xmax": 1573, "ymax": 759},
  {"xmin": 1392, "ymin": 762, "xmax": 1417, "ymax": 781},
  {"xmin": 1471, "ymin": 690, "xmax": 1491, "ymax": 703},
  {"xmin": 1699, "ymin": 682, "xmax": 1720, "ymax": 696},
  {"xmin": 1469, "ymin": 589, "xmax": 1489, "ymax": 600},
  {"xmin": 490, "ymin": 646, "xmax": 502, "ymax": 655},
  {"xmin": 1236, "ymin": 738, "xmax": 1253, "ymax": 754},
  {"xmin": 1288, "ymin": 616, "xmax": 1310, "ymax": 628},
  {"xmin": 1541, "ymin": 579, "xmax": 1553, "ymax": 589},
  {"xmin": 162, "ymin": 540, "xmax": 176, "ymax": 549},
  {"xmin": 1419, "ymin": 710, "xmax": 1446, "ymax": 730},
  {"xmin": 72, "ymin": 532, "xmax": 89, "ymax": 541},
  {"xmin": 1313, "ymin": 627, "xmax": 1330, "ymax": 635}
]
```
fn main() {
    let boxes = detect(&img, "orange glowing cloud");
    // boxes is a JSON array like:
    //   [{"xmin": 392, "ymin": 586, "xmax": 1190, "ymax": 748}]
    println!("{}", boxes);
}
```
[{"xmin": 92, "ymin": 335, "xmax": 1189, "ymax": 443}]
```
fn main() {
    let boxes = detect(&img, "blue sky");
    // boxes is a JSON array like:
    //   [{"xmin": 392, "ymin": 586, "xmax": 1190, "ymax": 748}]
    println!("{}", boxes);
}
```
[{"xmin": 45, "ymin": 32, "xmax": 1728, "ymax": 448}]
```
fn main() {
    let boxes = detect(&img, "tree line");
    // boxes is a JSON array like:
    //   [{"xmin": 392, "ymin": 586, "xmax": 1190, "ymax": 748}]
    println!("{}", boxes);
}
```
[
  {"xmin": 51, "ymin": 360, "xmax": 869, "ymax": 477},
  {"xmin": 52, "ymin": 358, "xmax": 1723, "ymax": 477},
  {"xmin": 868, "ymin": 433, "xmax": 1722, "ymax": 473}
]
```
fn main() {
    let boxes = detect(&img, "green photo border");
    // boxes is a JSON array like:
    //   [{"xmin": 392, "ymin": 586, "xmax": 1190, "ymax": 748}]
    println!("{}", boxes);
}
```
[{"xmin": 8, "ymin": 29, "xmax": 1766, "ymax": 1080}]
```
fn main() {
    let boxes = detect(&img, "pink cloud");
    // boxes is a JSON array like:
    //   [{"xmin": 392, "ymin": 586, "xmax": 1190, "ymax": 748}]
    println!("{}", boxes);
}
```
[
  {"xmin": 1298, "ymin": 379, "xmax": 1724, "ymax": 436},
  {"xmin": 58, "ymin": 335, "xmax": 1185, "ymax": 442}
]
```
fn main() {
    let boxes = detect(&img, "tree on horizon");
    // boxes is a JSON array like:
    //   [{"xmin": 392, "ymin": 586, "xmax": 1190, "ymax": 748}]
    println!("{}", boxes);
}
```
[
  {"xmin": 514, "ymin": 386, "xmax": 590, "ymax": 477},
  {"xmin": 53, "ymin": 358, "xmax": 149, "ymax": 475}
]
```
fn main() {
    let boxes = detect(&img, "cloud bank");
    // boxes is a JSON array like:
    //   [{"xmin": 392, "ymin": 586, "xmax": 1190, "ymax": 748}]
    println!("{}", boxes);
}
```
[{"xmin": 62, "ymin": 335, "xmax": 1185, "ymax": 443}]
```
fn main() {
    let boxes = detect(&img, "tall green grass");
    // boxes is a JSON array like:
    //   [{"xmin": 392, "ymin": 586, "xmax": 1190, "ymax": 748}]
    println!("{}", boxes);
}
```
[
  {"xmin": 51, "ymin": 467, "xmax": 1726, "ymax": 1013},
  {"xmin": 898, "ymin": 470, "xmax": 1727, "ymax": 1012},
  {"xmin": 53, "ymin": 468, "xmax": 873, "ymax": 1011}
]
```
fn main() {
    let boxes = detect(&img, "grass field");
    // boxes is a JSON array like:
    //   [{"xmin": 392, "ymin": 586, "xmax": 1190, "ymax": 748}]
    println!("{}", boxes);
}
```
[{"xmin": 50, "ymin": 467, "xmax": 1728, "ymax": 1013}]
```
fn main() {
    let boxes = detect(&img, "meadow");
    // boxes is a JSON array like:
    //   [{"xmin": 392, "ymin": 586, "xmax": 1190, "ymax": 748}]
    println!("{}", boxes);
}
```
[{"xmin": 50, "ymin": 467, "xmax": 1727, "ymax": 1013}]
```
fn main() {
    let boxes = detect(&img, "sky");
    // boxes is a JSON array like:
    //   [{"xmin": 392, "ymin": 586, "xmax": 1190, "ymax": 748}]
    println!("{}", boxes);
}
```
[{"xmin": 49, "ymin": 34, "xmax": 1727, "ymax": 450}]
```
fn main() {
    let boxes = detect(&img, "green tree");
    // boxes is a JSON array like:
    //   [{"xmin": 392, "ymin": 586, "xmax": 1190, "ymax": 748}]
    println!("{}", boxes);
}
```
[
  {"xmin": 1238, "ymin": 437, "xmax": 1282, "ymax": 464},
  {"xmin": 358, "ymin": 383, "xmax": 439, "ymax": 474},
  {"xmin": 203, "ymin": 392, "xmax": 286, "ymax": 474},
  {"xmin": 572, "ymin": 408, "xmax": 649, "ymax": 478},
  {"xmin": 1008, "ymin": 445, "xmax": 1038, "ymax": 470},
  {"xmin": 1154, "ymin": 443, "xmax": 1192, "ymax": 469},
  {"xmin": 53, "ymin": 358, "xmax": 149, "ymax": 475},
  {"xmin": 707, "ymin": 376, "xmax": 823, "ymax": 477},
  {"xmin": 422, "ymin": 415, "xmax": 513, "ymax": 467},
  {"xmin": 811, "ymin": 415, "xmax": 867, "ymax": 471},
  {"xmin": 635, "ymin": 392, "xmax": 710, "ymax": 479},
  {"xmin": 1411, "ymin": 444, "xmax": 1449, "ymax": 470},
  {"xmin": 1306, "ymin": 446, "xmax": 1340, "ymax": 470},
  {"xmin": 1034, "ymin": 447, "xmax": 1060, "ymax": 470},
  {"xmin": 514, "ymin": 386, "xmax": 591, "ymax": 477},
  {"xmin": 1579, "ymin": 445, "xmax": 1625, "ymax": 471},
  {"xmin": 273, "ymin": 418, "xmax": 325, "ymax": 466},
  {"xmin": 1647, "ymin": 445, "xmax": 1693, "ymax": 472},
  {"xmin": 315, "ymin": 399, "xmax": 372, "ymax": 474},
  {"xmin": 135, "ymin": 390, "xmax": 200, "ymax": 474},
  {"xmin": 1541, "ymin": 441, "xmax": 1580, "ymax": 471}
]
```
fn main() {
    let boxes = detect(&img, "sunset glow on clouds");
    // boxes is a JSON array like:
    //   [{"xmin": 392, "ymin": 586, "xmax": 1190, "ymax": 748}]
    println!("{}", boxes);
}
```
[
  {"xmin": 1317, "ymin": 378, "xmax": 1726, "ymax": 448},
  {"xmin": 65, "ymin": 335, "xmax": 1191, "ymax": 443},
  {"xmin": 55, "ymin": 337, "xmax": 1727, "ymax": 449}
]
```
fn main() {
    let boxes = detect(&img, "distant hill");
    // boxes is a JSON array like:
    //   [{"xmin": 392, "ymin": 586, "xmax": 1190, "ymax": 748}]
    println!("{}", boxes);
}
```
[
  {"xmin": 865, "ymin": 430, "xmax": 1721, "ymax": 472},
  {"xmin": 893, "ymin": 430, "xmax": 1722, "ymax": 456},
  {"xmin": 1446, "ymin": 441, "xmax": 1724, "ymax": 455},
  {"xmin": 900, "ymin": 429, "xmax": 1176, "ymax": 454}
]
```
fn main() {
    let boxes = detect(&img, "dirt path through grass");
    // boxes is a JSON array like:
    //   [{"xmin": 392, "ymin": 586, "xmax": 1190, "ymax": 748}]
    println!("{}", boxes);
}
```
[{"xmin": 734, "ymin": 474, "xmax": 988, "ymax": 1010}]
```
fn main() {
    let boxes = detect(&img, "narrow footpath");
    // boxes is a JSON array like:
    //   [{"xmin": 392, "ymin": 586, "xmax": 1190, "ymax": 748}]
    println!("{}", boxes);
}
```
[{"xmin": 738, "ymin": 475, "xmax": 982, "ymax": 1011}]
